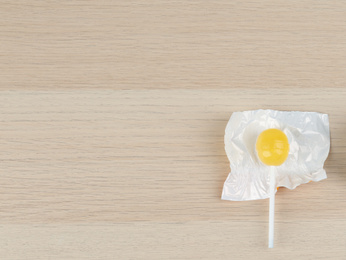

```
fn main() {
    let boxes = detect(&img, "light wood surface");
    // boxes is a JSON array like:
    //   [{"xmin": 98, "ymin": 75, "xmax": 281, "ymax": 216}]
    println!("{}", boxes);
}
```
[{"xmin": 1, "ymin": 1, "xmax": 346, "ymax": 259}]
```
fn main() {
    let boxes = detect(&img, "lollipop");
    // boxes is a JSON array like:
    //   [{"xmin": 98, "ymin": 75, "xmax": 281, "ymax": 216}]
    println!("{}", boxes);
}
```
[
  {"xmin": 222, "ymin": 110, "xmax": 330, "ymax": 248},
  {"xmin": 256, "ymin": 129, "xmax": 289, "ymax": 248}
]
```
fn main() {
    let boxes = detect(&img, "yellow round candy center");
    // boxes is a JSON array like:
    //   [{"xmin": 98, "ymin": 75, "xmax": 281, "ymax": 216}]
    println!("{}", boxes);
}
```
[{"xmin": 256, "ymin": 128, "xmax": 289, "ymax": 166}]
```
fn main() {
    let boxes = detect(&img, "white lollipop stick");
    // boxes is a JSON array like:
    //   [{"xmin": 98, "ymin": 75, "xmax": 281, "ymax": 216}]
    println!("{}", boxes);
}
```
[{"xmin": 268, "ymin": 166, "xmax": 276, "ymax": 248}]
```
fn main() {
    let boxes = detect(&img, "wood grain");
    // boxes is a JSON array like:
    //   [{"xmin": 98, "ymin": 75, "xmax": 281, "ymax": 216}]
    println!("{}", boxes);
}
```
[
  {"xmin": 1, "ymin": 1, "xmax": 346, "ymax": 90},
  {"xmin": 1, "ymin": 1, "xmax": 346, "ymax": 259}
]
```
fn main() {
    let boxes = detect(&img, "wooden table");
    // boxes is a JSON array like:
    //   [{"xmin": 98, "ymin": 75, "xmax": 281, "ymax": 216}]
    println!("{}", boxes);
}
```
[{"xmin": 1, "ymin": 1, "xmax": 346, "ymax": 259}]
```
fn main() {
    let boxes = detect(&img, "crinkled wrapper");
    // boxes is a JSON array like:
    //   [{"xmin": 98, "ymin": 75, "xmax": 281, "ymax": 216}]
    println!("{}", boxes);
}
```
[{"xmin": 222, "ymin": 110, "xmax": 330, "ymax": 201}]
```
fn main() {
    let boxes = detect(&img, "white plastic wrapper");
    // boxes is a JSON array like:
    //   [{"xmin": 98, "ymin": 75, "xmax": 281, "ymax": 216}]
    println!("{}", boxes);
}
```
[{"xmin": 222, "ymin": 110, "xmax": 330, "ymax": 201}]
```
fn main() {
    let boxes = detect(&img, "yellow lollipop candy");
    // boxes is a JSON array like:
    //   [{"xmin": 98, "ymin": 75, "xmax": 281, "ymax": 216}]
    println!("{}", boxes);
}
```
[
  {"xmin": 255, "ymin": 128, "xmax": 289, "ymax": 248},
  {"xmin": 256, "ymin": 128, "xmax": 289, "ymax": 166}
]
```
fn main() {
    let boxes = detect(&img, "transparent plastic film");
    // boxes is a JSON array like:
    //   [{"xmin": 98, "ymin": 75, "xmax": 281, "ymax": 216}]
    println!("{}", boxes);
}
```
[{"xmin": 222, "ymin": 110, "xmax": 330, "ymax": 201}]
